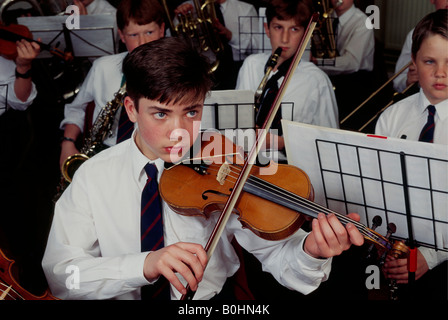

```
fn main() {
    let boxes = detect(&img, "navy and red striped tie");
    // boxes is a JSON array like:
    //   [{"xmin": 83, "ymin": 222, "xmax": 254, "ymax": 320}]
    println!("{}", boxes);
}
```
[
  {"xmin": 141, "ymin": 163, "xmax": 164, "ymax": 252},
  {"xmin": 140, "ymin": 163, "xmax": 170, "ymax": 300},
  {"xmin": 419, "ymin": 105, "xmax": 436, "ymax": 143}
]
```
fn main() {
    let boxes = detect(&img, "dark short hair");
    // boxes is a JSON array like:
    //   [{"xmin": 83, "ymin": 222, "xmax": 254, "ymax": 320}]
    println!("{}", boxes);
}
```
[
  {"xmin": 265, "ymin": 0, "xmax": 313, "ymax": 28},
  {"xmin": 116, "ymin": 0, "xmax": 165, "ymax": 31},
  {"xmin": 123, "ymin": 37, "xmax": 213, "ymax": 109},
  {"xmin": 412, "ymin": 9, "xmax": 448, "ymax": 59}
]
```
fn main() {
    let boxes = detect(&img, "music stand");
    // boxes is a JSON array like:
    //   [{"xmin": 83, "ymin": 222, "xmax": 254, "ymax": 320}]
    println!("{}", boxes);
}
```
[
  {"xmin": 202, "ymin": 90, "xmax": 295, "ymax": 155},
  {"xmin": 283, "ymin": 121, "xmax": 448, "ymax": 254},
  {"xmin": 17, "ymin": 14, "xmax": 116, "ymax": 59}
]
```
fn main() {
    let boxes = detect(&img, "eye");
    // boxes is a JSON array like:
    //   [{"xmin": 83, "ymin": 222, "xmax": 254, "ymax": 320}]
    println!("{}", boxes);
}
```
[
  {"xmin": 186, "ymin": 110, "xmax": 198, "ymax": 118},
  {"xmin": 424, "ymin": 59, "xmax": 435, "ymax": 65},
  {"xmin": 154, "ymin": 112, "xmax": 166, "ymax": 119}
]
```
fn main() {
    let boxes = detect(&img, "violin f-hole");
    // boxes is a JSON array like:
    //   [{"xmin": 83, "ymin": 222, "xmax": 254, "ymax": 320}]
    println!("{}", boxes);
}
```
[{"xmin": 202, "ymin": 189, "xmax": 232, "ymax": 200}]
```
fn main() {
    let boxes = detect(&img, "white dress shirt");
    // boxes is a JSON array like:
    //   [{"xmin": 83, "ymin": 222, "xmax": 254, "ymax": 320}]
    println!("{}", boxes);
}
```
[
  {"xmin": 86, "ymin": 0, "xmax": 117, "ymax": 15},
  {"xmin": 375, "ymin": 90, "xmax": 448, "ymax": 269},
  {"xmin": 319, "ymin": 5, "xmax": 375, "ymax": 75},
  {"xmin": 60, "ymin": 52, "xmax": 129, "ymax": 146},
  {"xmin": 393, "ymin": 29, "xmax": 413, "ymax": 92},
  {"xmin": 0, "ymin": 56, "xmax": 37, "ymax": 116},
  {"xmin": 42, "ymin": 130, "xmax": 332, "ymax": 300},
  {"xmin": 236, "ymin": 52, "xmax": 339, "ymax": 129},
  {"xmin": 375, "ymin": 90, "xmax": 448, "ymax": 145},
  {"xmin": 219, "ymin": 0, "xmax": 259, "ymax": 61}
]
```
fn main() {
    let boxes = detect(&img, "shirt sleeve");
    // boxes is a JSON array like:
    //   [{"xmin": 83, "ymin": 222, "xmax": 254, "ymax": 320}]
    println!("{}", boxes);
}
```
[
  {"xmin": 42, "ymin": 166, "xmax": 149, "ymax": 300},
  {"xmin": 419, "ymin": 247, "xmax": 448, "ymax": 270},
  {"xmin": 393, "ymin": 30, "xmax": 413, "ymax": 92},
  {"xmin": 231, "ymin": 218, "xmax": 332, "ymax": 295},
  {"xmin": 4, "ymin": 74, "xmax": 37, "ymax": 111},
  {"xmin": 59, "ymin": 61, "xmax": 99, "ymax": 132}
]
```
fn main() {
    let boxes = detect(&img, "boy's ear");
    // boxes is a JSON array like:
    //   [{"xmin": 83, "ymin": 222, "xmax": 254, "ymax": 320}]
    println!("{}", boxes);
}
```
[
  {"xmin": 118, "ymin": 29, "xmax": 126, "ymax": 44},
  {"xmin": 124, "ymin": 96, "xmax": 138, "ymax": 123},
  {"xmin": 264, "ymin": 22, "xmax": 270, "ymax": 38}
]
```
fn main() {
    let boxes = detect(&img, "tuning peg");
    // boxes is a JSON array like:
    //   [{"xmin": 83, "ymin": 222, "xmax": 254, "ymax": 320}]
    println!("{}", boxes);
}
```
[
  {"xmin": 365, "ymin": 216, "xmax": 383, "ymax": 260},
  {"xmin": 379, "ymin": 223, "xmax": 397, "ymax": 266},
  {"xmin": 385, "ymin": 223, "xmax": 397, "ymax": 238},
  {"xmin": 371, "ymin": 215, "xmax": 382, "ymax": 230}
]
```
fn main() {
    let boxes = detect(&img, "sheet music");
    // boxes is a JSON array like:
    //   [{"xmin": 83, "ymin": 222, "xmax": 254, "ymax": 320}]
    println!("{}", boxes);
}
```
[
  {"xmin": 18, "ymin": 15, "xmax": 116, "ymax": 58},
  {"xmin": 283, "ymin": 120, "xmax": 448, "ymax": 251}
]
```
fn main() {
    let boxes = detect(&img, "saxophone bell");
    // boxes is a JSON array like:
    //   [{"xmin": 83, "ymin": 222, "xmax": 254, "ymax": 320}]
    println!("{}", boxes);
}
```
[{"xmin": 61, "ymin": 153, "xmax": 90, "ymax": 183}]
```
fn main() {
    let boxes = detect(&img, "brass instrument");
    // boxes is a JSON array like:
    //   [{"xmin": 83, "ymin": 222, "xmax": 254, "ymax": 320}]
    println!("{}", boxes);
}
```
[
  {"xmin": 340, "ymin": 61, "xmax": 418, "ymax": 132},
  {"xmin": 312, "ymin": 0, "xmax": 342, "ymax": 60},
  {"xmin": 254, "ymin": 47, "xmax": 282, "ymax": 112},
  {"xmin": 61, "ymin": 83, "xmax": 127, "ymax": 184},
  {"xmin": 162, "ymin": 0, "xmax": 224, "ymax": 73}
]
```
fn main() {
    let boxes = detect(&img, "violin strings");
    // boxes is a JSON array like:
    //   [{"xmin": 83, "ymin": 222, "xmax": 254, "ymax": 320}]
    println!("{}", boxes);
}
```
[
  {"xmin": 0, "ymin": 281, "xmax": 23, "ymax": 300},
  {"xmin": 204, "ymin": 163, "xmax": 382, "ymax": 243}
]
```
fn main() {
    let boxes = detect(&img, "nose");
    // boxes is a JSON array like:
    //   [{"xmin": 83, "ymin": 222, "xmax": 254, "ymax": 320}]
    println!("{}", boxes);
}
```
[
  {"xmin": 281, "ymin": 29, "xmax": 289, "ymax": 44},
  {"xmin": 435, "ymin": 62, "xmax": 447, "ymax": 78},
  {"xmin": 167, "ymin": 116, "xmax": 189, "ymax": 141}
]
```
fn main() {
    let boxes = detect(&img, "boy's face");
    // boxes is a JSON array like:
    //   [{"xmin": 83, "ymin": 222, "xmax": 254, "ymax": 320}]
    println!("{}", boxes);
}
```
[
  {"xmin": 413, "ymin": 34, "xmax": 448, "ymax": 105},
  {"xmin": 118, "ymin": 20, "xmax": 165, "ymax": 52},
  {"xmin": 124, "ymin": 96, "xmax": 204, "ymax": 163},
  {"xmin": 264, "ymin": 17, "xmax": 305, "ymax": 68},
  {"xmin": 331, "ymin": 0, "xmax": 353, "ymax": 15},
  {"xmin": 431, "ymin": 0, "xmax": 448, "ymax": 10}
]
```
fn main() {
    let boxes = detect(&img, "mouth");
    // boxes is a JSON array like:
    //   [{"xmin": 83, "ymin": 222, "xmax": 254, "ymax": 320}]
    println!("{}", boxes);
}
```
[
  {"xmin": 433, "ymin": 83, "xmax": 447, "ymax": 90},
  {"xmin": 165, "ymin": 145, "xmax": 185, "ymax": 153}
]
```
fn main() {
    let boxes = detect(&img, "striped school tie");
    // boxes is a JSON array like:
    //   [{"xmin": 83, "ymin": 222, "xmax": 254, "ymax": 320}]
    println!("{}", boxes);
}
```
[
  {"xmin": 419, "ymin": 105, "xmax": 436, "ymax": 143},
  {"xmin": 141, "ymin": 163, "xmax": 164, "ymax": 252},
  {"xmin": 140, "ymin": 163, "xmax": 170, "ymax": 300}
]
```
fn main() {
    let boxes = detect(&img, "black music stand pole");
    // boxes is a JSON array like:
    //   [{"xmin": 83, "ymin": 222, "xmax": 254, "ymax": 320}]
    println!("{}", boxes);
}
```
[{"xmin": 400, "ymin": 152, "xmax": 417, "ymax": 291}]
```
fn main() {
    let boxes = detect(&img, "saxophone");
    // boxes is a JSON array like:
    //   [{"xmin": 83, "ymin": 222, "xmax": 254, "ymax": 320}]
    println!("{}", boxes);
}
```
[{"xmin": 60, "ymin": 83, "xmax": 127, "ymax": 184}]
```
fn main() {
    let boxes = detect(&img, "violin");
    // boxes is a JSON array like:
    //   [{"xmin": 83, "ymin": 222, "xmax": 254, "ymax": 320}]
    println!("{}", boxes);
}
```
[
  {"xmin": 0, "ymin": 23, "xmax": 69, "ymax": 61},
  {"xmin": 0, "ymin": 249, "xmax": 58, "ymax": 300},
  {"xmin": 160, "ymin": 132, "xmax": 409, "ymax": 256}
]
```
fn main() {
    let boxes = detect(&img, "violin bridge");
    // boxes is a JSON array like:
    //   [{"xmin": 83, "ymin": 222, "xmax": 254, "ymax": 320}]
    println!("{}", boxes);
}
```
[{"xmin": 216, "ymin": 162, "xmax": 230, "ymax": 185}]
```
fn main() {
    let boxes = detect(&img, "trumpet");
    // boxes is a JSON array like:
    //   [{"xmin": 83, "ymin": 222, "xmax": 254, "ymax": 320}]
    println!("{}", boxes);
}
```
[{"xmin": 162, "ymin": 0, "xmax": 224, "ymax": 73}]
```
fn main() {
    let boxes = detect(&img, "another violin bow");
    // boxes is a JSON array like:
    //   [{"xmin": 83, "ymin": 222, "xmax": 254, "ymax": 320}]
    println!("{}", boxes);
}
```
[{"xmin": 181, "ymin": 13, "xmax": 320, "ymax": 300}]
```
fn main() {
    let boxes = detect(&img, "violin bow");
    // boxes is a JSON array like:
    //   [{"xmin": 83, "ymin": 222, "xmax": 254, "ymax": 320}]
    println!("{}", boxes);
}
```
[{"xmin": 181, "ymin": 13, "xmax": 320, "ymax": 300}]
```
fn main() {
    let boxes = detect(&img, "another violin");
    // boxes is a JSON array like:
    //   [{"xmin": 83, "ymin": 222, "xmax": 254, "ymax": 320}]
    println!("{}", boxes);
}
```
[
  {"xmin": 0, "ymin": 23, "xmax": 69, "ymax": 61},
  {"xmin": 0, "ymin": 249, "xmax": 58, "ymax": 300}
]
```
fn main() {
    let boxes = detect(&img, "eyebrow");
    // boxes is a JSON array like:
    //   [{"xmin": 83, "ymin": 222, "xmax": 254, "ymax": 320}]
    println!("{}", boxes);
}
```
[{"xmin": 147, "ymin": 104, "xmax": 203, "ymax": 113}]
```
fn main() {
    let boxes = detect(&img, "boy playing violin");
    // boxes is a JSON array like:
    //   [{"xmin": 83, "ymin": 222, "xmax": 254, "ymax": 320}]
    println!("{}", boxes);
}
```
[{"xmin": 42, "ymin": 36, "xmax": 364, "ymax": 300}]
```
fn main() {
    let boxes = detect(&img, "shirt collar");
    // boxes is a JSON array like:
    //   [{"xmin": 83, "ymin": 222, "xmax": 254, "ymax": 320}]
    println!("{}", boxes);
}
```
[
  {"xmin": 129, "ymin": 129, "xmax": 165, "ymax": 183},
  {"xmin": 418, "ymin": 89, "xmax": 448, "ymax": 121},
  {"xmin": 337, "ymin": 4, "xmax": 356, "ymax": 26},
  {"xmin": 220, "ymin": 0, "xmax": 227, "ymax": 11}
]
